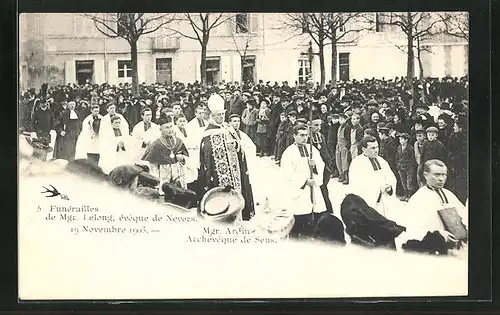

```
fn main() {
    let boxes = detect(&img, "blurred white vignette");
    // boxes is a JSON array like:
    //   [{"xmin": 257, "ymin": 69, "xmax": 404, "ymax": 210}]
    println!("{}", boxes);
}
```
[{"xmin": 18, "ymin": 154, "xmax": 467, "ymax": 300}]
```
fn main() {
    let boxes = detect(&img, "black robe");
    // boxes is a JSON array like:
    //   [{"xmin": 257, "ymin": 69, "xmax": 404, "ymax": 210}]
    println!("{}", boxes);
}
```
[
  {"xmin": 54, "ymin": 109, "xmax": 81, "ymax": 161},
  {"xmin": 198, "ymin": 123, "xmax": 255, "ymax": 221},
  {"xmin": 446, "ymin": 131, "xmax": 468, "ymax": 203}
]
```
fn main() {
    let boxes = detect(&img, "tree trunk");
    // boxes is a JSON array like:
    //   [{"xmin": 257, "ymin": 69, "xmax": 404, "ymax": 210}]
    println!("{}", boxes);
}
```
[
  {"xmin": 331, "ymin": 38, "xmax": 338, "ymax": 87},
  {"xmin": 130, "ymin": 39, "xmax": 139, "ymax": 96},
  {"xmin": 406, "ymin": 12, "xmax": 415, "ymax": 113},
  {"xmin": 318, "ymin": 42, "xmax": 325, "ymax": 89},
  {"xmin": 415, "ymin": 36, "xmax": 425, "ymax": 104},
  {"xmin": 200, "ymin": 34, "xmax": 209, "ymax": 88}
]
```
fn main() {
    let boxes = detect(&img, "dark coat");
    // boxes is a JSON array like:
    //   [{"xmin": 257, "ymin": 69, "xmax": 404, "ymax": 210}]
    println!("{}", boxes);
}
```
[
  {"xmin": 396, "ymin": 143, "xmax": 416, "ymax": 171},
  {"xmin": 32, "ymin": 108, "xmax": 54, "ymax": 136},
  {"xmin": 327, "ymin": 122, "xmax": 340, "ymax": 152},
  {"xmin": 340, "ymin": 194, "xmax": 406, "ymax": 249},
  {"xmin": 420, "ymin": 139, "xmax": 447, "ymax": 165},
  {"xmin": 379, "ymin": 137, "xmax": 397, "ymax": 170}
]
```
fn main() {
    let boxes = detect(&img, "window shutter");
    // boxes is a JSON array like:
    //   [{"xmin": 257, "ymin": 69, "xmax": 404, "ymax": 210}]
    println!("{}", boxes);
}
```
[
  {"xmin": 108, "ymin": 59, "xmax": 118, "ymax": 83},
  {"xmin": 64, "ymin": 60, "xmax": 76, "ymax": 84},
  {"xmin": 250, "ymin": 13, "xmax": 258, "ymax": 33},
  {"xmin": 94, "ymin": 59, "xmax": 105, "ymax": 84}
]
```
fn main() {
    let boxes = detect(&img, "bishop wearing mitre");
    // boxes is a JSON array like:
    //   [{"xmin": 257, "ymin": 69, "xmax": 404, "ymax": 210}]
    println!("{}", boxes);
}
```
[{"xmin": 198, "ymin": 93, "xmax": 256, "ymax": 221}]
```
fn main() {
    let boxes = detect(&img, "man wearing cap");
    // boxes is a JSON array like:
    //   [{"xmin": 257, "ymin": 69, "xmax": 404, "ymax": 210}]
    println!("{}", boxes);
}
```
[
  {"xmin": 335, "ymin": 113, "xmax": 350, "ymax": 184},
  {"xmin": 198, "ymin": 94, "xmax": 256, "ymax": 221},
  {"xmin": 309, "ymin": 118, "xmax": 335, "ymax": 214},
  {"xmin": 396, "ymin": 132, "xmax": 417, "ymax": 201},
  {"xmin": 141, "ymin": 116, "xmax": 190, "ymax": 189},
  {"xmin": 280, "ymin": 124, "xmax": 329, "ymax": 238},
  {"xmin": 349, "ymin": 135, "xmax": 398, "ymax": 217},
  {"xmin": 230, "ymin": 91, "xmax": 248, "ymax": 117},
  {"xmin": 420, "ymin": 126, "xmax": 447, "ymax": 169}
]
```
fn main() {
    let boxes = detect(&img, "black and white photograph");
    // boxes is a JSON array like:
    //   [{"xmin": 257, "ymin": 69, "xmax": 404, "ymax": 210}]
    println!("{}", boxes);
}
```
[{"xmin": 18, "ymin": 12, "xmax": 470, "ymax": 299}]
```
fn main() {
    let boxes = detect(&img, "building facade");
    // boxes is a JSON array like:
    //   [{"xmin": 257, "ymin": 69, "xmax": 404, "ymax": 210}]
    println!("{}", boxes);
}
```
[{"xmin": 19, "ymin": 13, "xmax": 469, "ymax": 90}]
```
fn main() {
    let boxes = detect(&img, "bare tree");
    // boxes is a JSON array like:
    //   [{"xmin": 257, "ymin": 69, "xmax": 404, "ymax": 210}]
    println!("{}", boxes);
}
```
[
  {"xmin": 167, "ymin": 13, "xmax": 232, "ymax": 87},
  {"xmin": 229, "ymin": 14, "xmax": 259, "ymax": 84},
  {"xmin": 438, "ymin": 12, "xmax": 469, "ymax": 42},
  {"xmin": 280, "ymin": 13, "xmax": 371, "ymax": 89},
  {"xmin": 84, "ymin": 13, "xmax": 176, "ymax": 95},
  {"xmin": 324, "ymin": 13, "xmax": 372, "ymax": 87},
  {"xmin": 376, "ymin": 12, "xmax": 443, "ymax": 111},
  {"xmin": 280, "ymin": 13, "xmax": 329, "ymax": 88}
]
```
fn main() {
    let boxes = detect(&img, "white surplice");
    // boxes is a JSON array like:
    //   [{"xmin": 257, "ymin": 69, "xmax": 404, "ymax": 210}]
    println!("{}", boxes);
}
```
[
  {"xmin": 186, "ymin": 118, "xmax": 208, "ymax": 173},
  {"xmin": 398, "ymin": 186, "xmax": 468, "ymax": 243},
  {"xmin": 348, "ymin": 154, "xmax": 397, "ymax": 218},
  {"xmin": 132, "ymin": 121, "xmax": 161, "ymax": 160},
  {"xmin": 174, "ymin": 126, "xmax": 198, "ymax": 184},
  {"xmin": 99, "ymin": 113, "xmax": 130, "ymax": 141},
  {"xmin": 280, "ymin": 143, "xmax": 326, "ymax": 216},
  {"xmin": 75, "ymin": 114, "xmax": 102, "ymax": 159},
  {"xmin": 98, "ymin": 128, "xmax": 135, "ymax": 174}
]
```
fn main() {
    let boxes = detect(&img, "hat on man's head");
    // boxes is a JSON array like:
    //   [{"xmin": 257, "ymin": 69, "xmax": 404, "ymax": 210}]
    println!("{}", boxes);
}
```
[
  {"xmin": 296, "ymin": 118, "xmax": 308, "ymax": 124},
  {"xmin": 415, "ymin": 128, "xmax": 426, "ymax": 135},
  {"xmin": 207, "ymin": 93, "xmax": 225, "ymax": 113},
  {"xmin": 229, "ymin": 114, "xmax": 240, "ymax": 120},
  {"xmin": 398, "ymin": 132, "xmax": 411, "ymax": 139},
  {"xmin": 287, "ymin": 110, "xmax": 297, "ymax": 117},
  {"xmin": 426, "ymin": 126, "xmax": 439, "ymax": 134},
  {"xmin": 200, "ymin": 186, "xmax": 245, "ymax": 223}
]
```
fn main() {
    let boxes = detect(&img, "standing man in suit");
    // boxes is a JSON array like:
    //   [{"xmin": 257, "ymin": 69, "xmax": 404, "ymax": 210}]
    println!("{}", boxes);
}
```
[{"xmin": 396, "ymin": 133, "xmax": 417, "ymax": 201}]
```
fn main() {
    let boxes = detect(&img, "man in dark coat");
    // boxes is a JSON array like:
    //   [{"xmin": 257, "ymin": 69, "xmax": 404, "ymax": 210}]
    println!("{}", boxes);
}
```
[
  {"xmin": 420, "ymin": 126, "xmax": 447, "ymax": 167},
  {"xmin": 326, "ymin": 114, "xmax": 340, "ymax": 177},
  {"xmin": 268, "ymin": 94, "xmax": 284, "ymax": 155},
  {"xmin": 446, "ymin": 116, "xmax": 468, "ymax": 204},
  {"xmin": 309, "ymin": 118, "xmax": 335, "ymax": 214},
  {"xmin": 31, "ymin": 99, "xmax": 54, "ymax": 151}
]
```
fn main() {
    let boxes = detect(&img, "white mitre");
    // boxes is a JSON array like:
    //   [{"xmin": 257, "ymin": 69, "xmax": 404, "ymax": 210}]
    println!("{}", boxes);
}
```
[{"xmin": 207, "ymin": 93, "xmax": 225, "ymax": 113}]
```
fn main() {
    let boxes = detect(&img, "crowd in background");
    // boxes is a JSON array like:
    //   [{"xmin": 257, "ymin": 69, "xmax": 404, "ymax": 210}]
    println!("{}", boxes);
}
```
[{"xmin": 19, "ymin": 75, "xmax": 469, "ymax": 204}]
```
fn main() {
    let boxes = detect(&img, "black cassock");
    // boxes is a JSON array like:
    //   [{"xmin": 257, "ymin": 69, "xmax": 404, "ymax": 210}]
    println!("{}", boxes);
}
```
[{"xmin": 198, "ymin": 123, "xmax": 255, "ymax": 221}]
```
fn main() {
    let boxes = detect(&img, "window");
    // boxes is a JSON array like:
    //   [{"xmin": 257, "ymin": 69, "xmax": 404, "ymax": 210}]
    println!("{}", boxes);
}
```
[
  {"xmin": 117, "ymin": 60, "xmax": 132, "ymax": 78},
  {"xmin": 242, "ymin": 55, "xmax": 256, "ymax": 84},
  {"xmin": 156, "ymin": 58, "xmax": 172, "ymax": 85},
  {"xmin": 298, "ymin": 58, "xmax": 311, "ymax": 84},
  {"xmin": 206, "ymin": 57, "xmax": 221, "ymax": 86},
  {"xmin": 339, "ymin": 53, "xmax": 350, "ymax": 81},
  {"xmin": 338, "ymin": 14, "xmax": 345, "ymax": 32},
  {"xmin": 235, "ymin": 13, "xmax": 249, "ymax": 33}
]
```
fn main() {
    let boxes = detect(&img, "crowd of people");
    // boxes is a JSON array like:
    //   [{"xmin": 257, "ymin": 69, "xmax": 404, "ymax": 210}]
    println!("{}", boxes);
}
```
[{"xmin": 19, "ymin": 75, "xmax": 469, "ymax": 255}]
